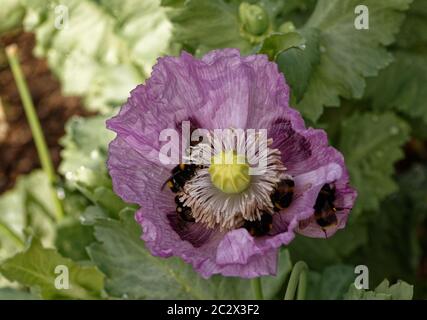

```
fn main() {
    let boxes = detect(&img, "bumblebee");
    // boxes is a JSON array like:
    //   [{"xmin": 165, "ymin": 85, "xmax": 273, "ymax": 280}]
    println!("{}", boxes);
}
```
[
  {"xmin": 313, "ymin": 184, "xmax": 338, "ymax": 230},
  {"xmin": 175, "ymin": 195, "xmax": 195, "ymax": 222},
  {"xmin": 163, "ymin": 163, "xmax": 199, "ymax": 193},
  {"xmin": 243, "ymin": 212, "xmax": 273, "ymax": 237},
  {"xmin": 271, "ymin": 178, "xmax": 295, "ymax": 211}
]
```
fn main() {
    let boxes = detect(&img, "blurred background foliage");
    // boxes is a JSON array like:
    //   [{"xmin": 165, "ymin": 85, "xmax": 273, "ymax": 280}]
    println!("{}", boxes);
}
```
[{"xmin": 0, "ymin": 0, "xmax": 426, "ymax": 299}]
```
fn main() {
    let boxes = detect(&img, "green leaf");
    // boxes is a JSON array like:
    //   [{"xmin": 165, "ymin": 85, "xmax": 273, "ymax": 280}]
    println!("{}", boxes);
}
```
[
  {"xmin": 88, "ymin": 209, "xmax": 256, "ymax": 299},
  {"xmin": 296, "ymin": 0, "xmax": 412, "ymax": 121},
  {"xmin": 161, "ymin": 0, "xmax": 185, "ymax": 7},
  {"xmin": 0, "ymin": 238, "xmax": 104, "ymax": 299},
  {"xmin": 289, "ymin": 218, "xmax": 368, "ymax": 270},
  {"xmin": 259, "ymin": 32, "xmax": 305, "ymax": 61},
  {"xmin": 0, "ymin": 0, "xmax": 25, "ymax": 34},
  {"xmin": 375, "ymin": 279, "xmax": 414, "ymax": 300},
  {"xmin": 0, "ymin": 287, "xmax": 40, "ymax": 300},
  {"xmin": 396, "ymin": 0, "xmax": 427, "ymax": 49},
  {"xmin": 0, "ymin": 190, "xmax": 27, "ymax": 265},
  {"xmin": 307, "ymin": 265, "xmax": 355, "ymax": 300},
  {"xmin": 366, "ymin": 52, "xmax": 427, "ymax": 124},
  {"xmin": 345, "ymin": 284, "xmax": 391, "ymax": 300},
  {"xmin": 22, "ymin": 0, "xmax": 171, "ymax": 112},
  {"xmin": 339, "ymin": 112, "xmax": 410, "ymax": 212},
  {"xmin": 277, "ymin": 28, "xmax": 320, "ymax": 102},
  {"xmin": 278, "ymin": 0, "xmax": 317, "ymax": 29},
  {"xmin": 92, "ymin": 187, "xmax": 128, "ymax": 218},
  {"xmin": 164, "ymin": 0, "xmax": 251, "ymax": 56},
  {"xmin": 59, "ymin": 115, "xmax": 131, "ymax": 216},
  {"xmin": 55, "ymin": 219, "xmax": 95, "ymax": 262},
  {"xmin": 349, "ymin": 165, "xmax": 427, "ymax": 286},
  {"xmin": 345, "ymin": 279, "xmax": 413, "ymax": 300},
  {"xmin": 164, "ymin": 0, "xmax": 292, "ymax": 56},
  {"xmin": 60, "ymin": 186, "xmax": 92, "ymax": 220},
  {"xmin": 58, "ymin": 115, "xmax": 130, "ymax": 215},
  {"xmin": 0, "ymin": 171, "xmax": 56, "ymax": 264},
  {"xmin": 87, "ymin": 205, "xmax": 292, "ymax": 299},
  {"xmin": 0, "ymin": 171, "xmax": 96, "ymax": 287},
  {"xmin": 81, "ymin": 206, "xmax": 110, "ymax": 226},
  {"xmin": 60, "ymin": 115, "xmax": 113, "ymax": 182}
]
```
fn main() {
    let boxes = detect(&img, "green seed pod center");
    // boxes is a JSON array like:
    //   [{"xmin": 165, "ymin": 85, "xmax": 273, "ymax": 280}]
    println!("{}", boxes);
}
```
[{"xmin": 209, "ymin": 151, "xmax": 251, "ymax": 194}]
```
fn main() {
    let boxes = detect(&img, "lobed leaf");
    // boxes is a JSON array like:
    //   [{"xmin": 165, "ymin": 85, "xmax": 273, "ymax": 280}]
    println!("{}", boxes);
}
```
[
  {"xmin": 21, "ymin": 0, "xmax": 171, "ymax": 112},
  {"xmin": 296, "ymin": 0, "xmax": 412, "ymax": 121},
  {"xmin": 307, "ymin": 265, "xmax": 355, "ymax": 300},
  {"xmin": 0, "ymin": 238, "xmax": 104, "ymax": 299},
  {"xmin": 365, "ymin": 0, "xmax": 427, "ymax": 124},
  {"xmin": 164, "ymin": 0, "xmax": 251, "ymax": 56},
  {"xmin": 88, "ymin": 209, "xmax": 292, "ymax": 299},
  {"xmin": 277, "ymin": 28, "xmax": 320, "ymax": 102},
  {"xmin": 88, "ymin": 210, "xmax": 246, "ymax": 299},
  {"xmin": 259, "ymin": 32, "xmax": 305, "ymax": 61},
  {"xmin": 0, "ymin": 0, "xmax": 25, "ymax": 34},
  {"xmin": 339, "ymin": 112, "xmax": 410, "ymax": 212},
  {"xmin": 349, "ymin": 164, "xmax": 427, "ymax": 287},
  {"xmin": 0, "ymin": 171, "xmax": 56, "ymax": 265},
  {"xmin": 59, "ymin": 115, "xmax": 128, "ymax": 217},
  {"xmin": 0, "ymin": 287, "xmax": 39, "ymax": 300},
  {"xmin": 164, "ymin": 0, "xmax": 296, "ymax": 56},
  {"xmin": 345, "ymin": 279, "xmax": 413, "ymax": 300}
]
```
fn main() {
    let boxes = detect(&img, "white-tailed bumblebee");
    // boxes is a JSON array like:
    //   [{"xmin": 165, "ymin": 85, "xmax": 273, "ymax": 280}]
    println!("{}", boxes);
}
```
[
  {"xmin": 243, "ymin": 212, "xmax": 273, "ymax": 237},
  {"xmin": 163, "ymin": 164, "xmax": 200, "ymax": 222},
  {"xmin": 313, "ymin": 184, "xmax": 338, "ymax": 229},
  {"xmin": 175, "ymin": 195, "xmax": 195, "ymax": 222},
  {"xmin": 271, "ymin": 178, "xmax": 295, "ymax": 211},
  {"xmin": 163, "ymin": 163, "xmax": 199, "ymax": 193}
]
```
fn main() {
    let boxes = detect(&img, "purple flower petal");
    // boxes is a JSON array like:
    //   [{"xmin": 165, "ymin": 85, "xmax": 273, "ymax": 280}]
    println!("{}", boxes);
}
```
[{"xmin": 107, "ymin": 48, "xmax": 357, "ymax": 278}]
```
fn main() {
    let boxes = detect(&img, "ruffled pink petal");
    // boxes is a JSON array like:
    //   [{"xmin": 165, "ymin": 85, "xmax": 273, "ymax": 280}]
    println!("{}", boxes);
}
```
[{"xmin": 107, "ymin": 48, "xmax": 357, "ymax": 278}]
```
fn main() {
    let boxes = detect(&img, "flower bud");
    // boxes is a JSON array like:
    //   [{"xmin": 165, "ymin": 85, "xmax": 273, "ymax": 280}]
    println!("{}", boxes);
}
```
[
  {"xmin": 239, "ymin": 2, "xmax": 269, "ymax": 36},
  {"xmin": 279, "ymin": 21, "xmax": 296, "ymax": 34}
]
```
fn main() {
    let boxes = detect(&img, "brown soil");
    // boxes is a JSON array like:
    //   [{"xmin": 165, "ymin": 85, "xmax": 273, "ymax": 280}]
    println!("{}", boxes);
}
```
[{"xmin": 0, "ymin": 31, "xmax": 91, "ymax": 194}]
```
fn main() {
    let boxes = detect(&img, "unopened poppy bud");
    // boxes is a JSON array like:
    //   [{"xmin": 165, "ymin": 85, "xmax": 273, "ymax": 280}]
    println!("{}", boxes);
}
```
[{"xmin": 239, "ymin": 2, "xmax": 269, "ymax": 36}]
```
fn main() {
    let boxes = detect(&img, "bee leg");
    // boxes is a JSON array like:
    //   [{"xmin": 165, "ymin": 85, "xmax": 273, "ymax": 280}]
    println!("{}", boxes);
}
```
[{"xmin": 322, "ymin": 228, "xmax": 328, "ymax": 239}]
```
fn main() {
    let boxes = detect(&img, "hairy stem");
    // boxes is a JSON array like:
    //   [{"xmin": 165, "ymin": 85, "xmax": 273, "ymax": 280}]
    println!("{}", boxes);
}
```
[
  {"xmin": 284, "ymin": 261, "xmax": 308, "ymax": 300},
  {"xmin": 252, "ymin": 277, "xmax": 264, "ymax": 300},
  {"xmin": 5, "ymin": 44, "xmax": 64, "ymax": 221}
]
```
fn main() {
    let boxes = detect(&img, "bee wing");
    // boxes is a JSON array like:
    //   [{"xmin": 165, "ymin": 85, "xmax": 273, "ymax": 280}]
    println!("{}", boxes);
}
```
[
  {"xmin": 298, "ymin": 216, "xmax": 315, "ymax": 230},
  {"xmin": 161, "ymin": 178, "xmax": 172, "ymax": 191}
]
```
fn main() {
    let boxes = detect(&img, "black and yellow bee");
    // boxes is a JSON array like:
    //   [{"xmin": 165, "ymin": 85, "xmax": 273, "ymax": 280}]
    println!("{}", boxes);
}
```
[
  {"xmin": 298, "ymin": 183, "xmax": 351, "ymax": 237},
  {"xmin": 163, "ymin": 163, "xmax": 199, "ymax": 193},
  {"xmin": 271, "ymin": 178, "xmax": 295, "ymax": 211},
  {"xmin": 313, "ymin": 184, "xmax": 338, "ymax": 230},
  {"xmin": 243, "ymin": 212, "xmax": 273, "ymax": 237},
  {"xmin": 163, "ymin": 164, "xmax": 200, "ymax": 222},
  {"xmin": 175, "ymin": 195, "xmax": 195, "ymax": 222}
]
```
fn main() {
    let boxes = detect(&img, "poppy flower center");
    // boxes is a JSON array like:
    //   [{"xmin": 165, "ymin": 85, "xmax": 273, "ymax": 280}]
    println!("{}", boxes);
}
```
[
  {"xmin": 171, "ymin": 131, "xmax": 290, "ymax": 230},
  {"xmin": 209, "ymin": 151, "xmax": 251, "ymax": 194}
]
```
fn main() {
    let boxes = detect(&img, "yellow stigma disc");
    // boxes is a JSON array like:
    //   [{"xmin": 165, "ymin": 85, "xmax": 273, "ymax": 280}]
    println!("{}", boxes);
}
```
[{"xmin": 208, "ymin": 151, "xmax": 251, "ymax": 194}]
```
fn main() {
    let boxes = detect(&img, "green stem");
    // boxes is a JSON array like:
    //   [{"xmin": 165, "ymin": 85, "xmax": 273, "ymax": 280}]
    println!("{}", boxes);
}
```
[
  {"xmin": 252, "ymin": 277, "xmax": 264, "ymax": 300},
  {"xmin": 5, "ymin": 44, "xmax": 64, "ymax": 221},
  {"xmin": 284, "ymin": 261, "xmax": 308, "ymax": 300},
  {"xmin": 296, "ymin": 264, "xmax": 307, "ymax": 300}
]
